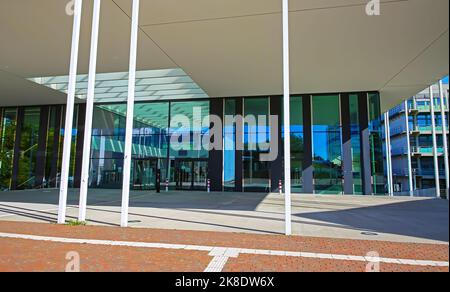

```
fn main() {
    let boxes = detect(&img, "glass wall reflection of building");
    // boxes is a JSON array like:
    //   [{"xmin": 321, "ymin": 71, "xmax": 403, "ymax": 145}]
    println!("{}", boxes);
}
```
[{"xmin": 0, "ymin": 92, "xmax": 385, "ymax": 195}]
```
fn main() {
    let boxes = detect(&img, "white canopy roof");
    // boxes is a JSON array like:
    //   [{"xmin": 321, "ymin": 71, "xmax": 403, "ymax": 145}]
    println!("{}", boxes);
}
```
[{"xmin": 0, "ymin": 0, "xmax": 448, "ymax": 111}]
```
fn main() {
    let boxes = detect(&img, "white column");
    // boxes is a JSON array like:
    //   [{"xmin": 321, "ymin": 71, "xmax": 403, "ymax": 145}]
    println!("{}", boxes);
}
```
[
  {"xmin": 121, "ymin": 0, "xmax": 140, "ymax": 227},
  {"xmin": 282, "ymin": 0, "xmax": 292, "ymax": 236},
  {"xmin": 429, "ymin": 86, "xmax": 441, "ymax": 198},
  {"xmin": 384, "ymin": 113, "xmax": 390, "ymax": 194},
  {"xmin": 404, "ymin": 100, "xmax": 414, "ymax": 196},
  {"xmin": 78, "ymin": 0, "xmax": 101, "ymax": 222},
  {"xmin": 388, "ymin": 112, "xmax": 394, "ymax": 196},
  {"xmin": 438, "ymin": 81, "xmax": 449, "ymax": 199},
  {"xmin": 57, "ymin": 0, "xmax": 83, "ymax": 224},
  {"xmin": 384, "ymin": 112, "xmax": 393, "ymax": 196}
]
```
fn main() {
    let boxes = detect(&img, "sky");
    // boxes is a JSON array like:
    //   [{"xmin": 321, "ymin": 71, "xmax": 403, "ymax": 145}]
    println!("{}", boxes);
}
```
[{"xmin": 443, "ymin": 76, "xmax": 449, "ymax": 84}]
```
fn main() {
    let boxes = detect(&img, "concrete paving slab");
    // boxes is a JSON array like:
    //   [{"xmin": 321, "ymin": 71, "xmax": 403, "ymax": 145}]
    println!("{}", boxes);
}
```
[{"xmin": 0, "ymin": 188, "xmax": 448, "ymax": 244}]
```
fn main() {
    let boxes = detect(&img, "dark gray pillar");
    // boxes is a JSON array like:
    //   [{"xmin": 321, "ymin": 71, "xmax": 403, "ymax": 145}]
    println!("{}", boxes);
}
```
[
  {"xmin": 270, "ymin": 96, "xmax": 283, "ymax": 192},
  {"xmin": 341, "ymin": 94, "xmax": 354, "ymax": 194},
  {"xmin": 302, "ymin": 95, "xmax": 314, "ymax": 194},
  {"xmin": 359, "ymin": 93, "xmax": 373, "ymax": 195},
  {"xmin": 34, "ymin": 106, "xmax": 50, "ymax": 188},
  {"xmin": 73, "ymin": 104, "xmax": 86, "ymax": 188},
  {"xmin": 208, "ymin": 98, "xmax": 223, "ymax": 191},
  {"xmin": 11, "ymin": 107, "xmax": 24, "ymax": 190},
  {"xmin": 235, "ymin": 98, "xmax": 243, "ymax": 192}
]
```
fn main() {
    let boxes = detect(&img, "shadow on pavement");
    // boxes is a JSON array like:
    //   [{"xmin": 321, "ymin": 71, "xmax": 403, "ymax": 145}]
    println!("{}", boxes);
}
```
[{"xmin": 295, "ymin": 198, "xmax": 449, "ymax": 243}]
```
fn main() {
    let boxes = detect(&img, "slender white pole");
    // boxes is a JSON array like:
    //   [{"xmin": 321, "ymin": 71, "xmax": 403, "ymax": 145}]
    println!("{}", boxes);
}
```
[
  {"xmin": 57, "ymin": 0, "xmax": 83, "ymax": 224},
  {"xmin": 404, "ymin": 100, "xmax": 414, "ymax": 196},
  {"xmin": 438, "ymin": 81, "xmax": 449, "ymax": 199},
  {"xmin": 121, "ymin": 0, "xmax": 140, "ymax": 227},
  {"xmin": 429, "ymin": 86, "xmax": 441, "ymax": 198},
  {"xmin": 384, "ymin": 113, "xmax": 390, "ymax": 194},
  {"xmin": 79, "ymin": 0, "xmax": 101, "ymax": 222},
  {"xmin": 447, "ymin": 89, "xmax": 449, "ymax": 199},
  {"xmin": 384, "ymin": 112, "xmax": 393, "ymax": 196},
  {"xmin": 282, "ymin": 0, "xmax": 292, "ymax": 236},
  {"xmin": 387, "ymin": 112, "xmax": 394, "ymax": 196}
]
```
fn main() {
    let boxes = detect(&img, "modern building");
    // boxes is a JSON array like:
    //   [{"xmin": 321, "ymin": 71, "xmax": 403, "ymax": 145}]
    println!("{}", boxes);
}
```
[
  {"xmin": 0, "ymin": 1, "xmax": 449, "ymax": 230},
  {"xmin": 1, "ymin": 73, "xmax": 387, "ymax": 195},
  {"xmin": 383, "ymin": 80, "xmax": 449, "ymax": 197}
]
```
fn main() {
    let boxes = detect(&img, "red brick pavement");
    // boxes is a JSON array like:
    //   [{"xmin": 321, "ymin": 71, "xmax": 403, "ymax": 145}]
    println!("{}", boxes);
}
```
[
  {"xmin": 224, "ymin": 255, "xmax": 449, "ymax": 272},
  {"xmin": 0, "ymin": 221, "xmax": 448, "ymax": 272},
  {"xmin": 0, "ymin": 238, "xmax": 209, "ymax": 272}
]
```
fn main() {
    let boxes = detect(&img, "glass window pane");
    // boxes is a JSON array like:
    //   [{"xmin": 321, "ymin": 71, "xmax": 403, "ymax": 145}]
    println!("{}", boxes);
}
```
[
  {"xmin": 369, "ymin": 93, "xmax": 385, "ymax": 194},
  {"xmin": 44, "ymin": 106, "xmax": 58, "ymax": 187},
  {"xmin": 17, "ymin": 107, "xmax": 41, "ymax": 189},
  {"xmin": 132, "ymin": 102, "xmax": 169, "ymax": 159},
  {"xmin": 0, "ymin": 108, "xmax": 17, "ymax": 190},
  {"xmin": 58, "ymin": 105, "xmax": 79, "ymax": 188},
  {"xmin": 224, "ymin": 99, "xmax": 236, "ymax": 191},
  {"xmin": 312, "ymin": 95, "xmax": 343, "ymax": 194},
  {"xmin": 90, "ymin": 104, "xmax": 127, "ymax": 189},
  {"xmin": 243, "ymin": 97, "xmax": 270, "ymax": 192},
  {"xmin": 131, "ymin": 102, "xmax": 170, "ymax": 189},
  {"xmin": 169, "ymin": 101, "xmax": 210, "ymax": 159},
  {"xmin": 290, "ymin": 96, "xmax": 303, "ymax": 193},
  {"xmin": 349, "ymin": 94, "xmax": 362, "ymax": 194}
]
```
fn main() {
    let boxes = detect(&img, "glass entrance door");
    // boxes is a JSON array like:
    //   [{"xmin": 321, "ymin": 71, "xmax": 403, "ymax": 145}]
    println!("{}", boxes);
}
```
[
  {"xmin": 175, "ymin": 159, "xmax": 208, "ymax": 191},
  {"xmin": 176, "ymin": 160, "xmax": 193, "ymax": 190},
  {"xmin": 193, "ymin": 161, "xmax": 208, "ymax": 190},
  {"xmin": 132, "ymin": 159, "xmax": 157, "ymax": 190}
]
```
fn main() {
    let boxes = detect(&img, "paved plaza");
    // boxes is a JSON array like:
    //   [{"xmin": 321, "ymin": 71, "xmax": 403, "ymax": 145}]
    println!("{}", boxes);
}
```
[
  {"xmin": 0, "ymin": 189, "xmax": 448, "ymax": 272},
  {"xmin": 0, "ymin": 189, "xmax": 448, "ymax": 244},
  {"xmin": 0, "ymin": 221, "xmax": 448, "ymax": 272}
]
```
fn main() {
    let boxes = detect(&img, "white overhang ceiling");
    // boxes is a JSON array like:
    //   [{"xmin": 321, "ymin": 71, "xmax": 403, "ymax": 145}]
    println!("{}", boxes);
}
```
[
  {"xmin": 28, "ymin": 69, "xmax": 209, "ymax": 102},
  {"xmin": 0, "ymin": 0, "xmax": 448, "ymax": 111}
]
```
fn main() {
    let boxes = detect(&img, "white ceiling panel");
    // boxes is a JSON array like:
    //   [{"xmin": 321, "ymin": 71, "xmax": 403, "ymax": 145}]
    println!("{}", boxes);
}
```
[{"xmin": 0, "ymin": 0, "xmax": 448, "ymax": 111}]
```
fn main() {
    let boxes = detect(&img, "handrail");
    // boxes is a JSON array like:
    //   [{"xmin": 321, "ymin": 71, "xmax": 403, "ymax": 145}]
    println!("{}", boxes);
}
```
[
  {"xmin": 20, "ymin": 143, "xmax": 38, "ymax": 156},
  {"xmin": 14, "ymin": 174, "xmax": 61, "ymax": 190},
  {"xmin": 15, "ymin": 176, "xmax": 36, "ymax": 189},
  {"xmin": 411, "ymin": 146, "xmax": 444, "ymax": 154}
]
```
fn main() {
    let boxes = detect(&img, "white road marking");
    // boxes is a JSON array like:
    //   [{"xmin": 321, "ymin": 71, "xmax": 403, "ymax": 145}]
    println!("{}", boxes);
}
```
[
  {"xmin": 0, "ymin": 232, "xmax": 448, "ymax": 269},
  {"xmin": 204, "ymin": 248, "xmax": 240, "ymax": 272},
  {"xmin": 204, "ymin": 256, "xmax": 230, "ymax": 272}
]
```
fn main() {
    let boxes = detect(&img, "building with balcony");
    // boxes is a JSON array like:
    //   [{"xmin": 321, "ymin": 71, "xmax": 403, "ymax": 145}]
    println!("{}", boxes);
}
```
[{"xmin": 384, "ymin": 81, "xmax": 449, "ymax": 196}]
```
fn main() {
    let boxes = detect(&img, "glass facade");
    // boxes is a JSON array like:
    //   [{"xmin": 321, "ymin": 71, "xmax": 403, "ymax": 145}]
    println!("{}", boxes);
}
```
[
  {"xmin": 169, "ymin": 101, "xmax": 210, "ymax": 190},
  {"xmin": 0, "ymin": 108, "xmax": 17, "ymax": 190},
  {"xmin": 290, "ymin": 96, "xmax": 304, "ymax": 193},
  {"xmin": 312, "ymin": 95, "xmax": 343, "ymax": 194},
  {"xmin": 223, "ymin": 99, "xmax": 236, "ymax": 191},
  {"xmin": 16, "ymin": 107, "xmax": 41, "ymax": 189},
  {"xmin": 90, "ymin": 105, "xmax": 126, "ymax": 189},
  {"xmin": 243, "ymin": 98, "xmax": 270, "ymax": 192},
  {"xmin": 88, "ymin": 100, "xmax": 210, "ymax": 191},
  {"xmin": 349, "ymin": 94, "xmax": 363, "ymax": 194},
  {"xmin": 169, "ymin": 101, "xmax": 209, "ymax": 160},
  {"xmin": 0, "ymin": 92, "xmax": 384, "ymax": 194},
  {"xmin": 132, "ymin": 103, "xmax": 169, "ymax": 190},
  {"xmin": 368, "ymin": 93, "xmax": 385, "ymax": 194},
  {"xmin": 61, "ymin": 105, "xmax": 79, "ymax": 188},
  {"xmin": 44, "ymin": 106, "xmax": 61, "ymax": 187}
]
